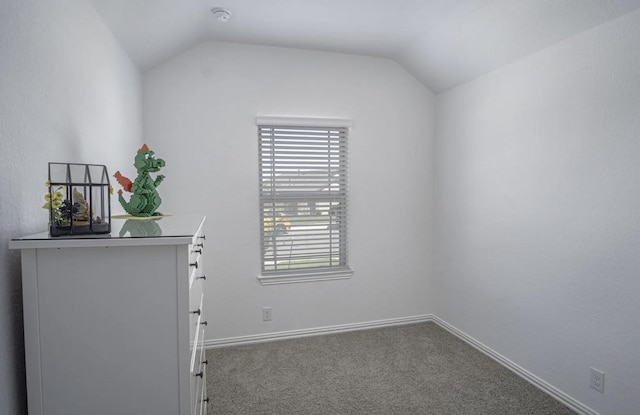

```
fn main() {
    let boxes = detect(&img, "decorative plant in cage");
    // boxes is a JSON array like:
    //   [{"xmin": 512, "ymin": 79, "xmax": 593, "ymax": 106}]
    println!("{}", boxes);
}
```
[
  {"xmin": 42, "ymin": 181, "xmax": 70, "ymax": 226},
  {"xmin": 44, "ymin": 163, "xmax": 112, "ymax": 236}
]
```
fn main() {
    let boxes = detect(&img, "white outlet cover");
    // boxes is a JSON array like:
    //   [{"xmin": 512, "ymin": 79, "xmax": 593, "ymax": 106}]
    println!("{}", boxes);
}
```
[{"xmin": 590, "ymin": 367, "xmax": 605, "ymax": 393}]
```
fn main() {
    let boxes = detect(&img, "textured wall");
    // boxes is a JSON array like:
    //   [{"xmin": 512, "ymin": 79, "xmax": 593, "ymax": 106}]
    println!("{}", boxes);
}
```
[
  {"xmin": 143, "ymin": 41, "xmax": 435, "ymax": 340},
  {"xmin": 435, "ymin": 9, "xmax": 640, "ymax": 415},
  {"xmin": 0, "ymin": 0, "xmax": 142, "ymax": 413}
]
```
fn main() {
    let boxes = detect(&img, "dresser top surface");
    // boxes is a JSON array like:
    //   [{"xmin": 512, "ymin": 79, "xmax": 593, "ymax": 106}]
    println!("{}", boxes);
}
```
[{"xmin": 10, "ymin": 214, "xmax": 206, "ymax": 249}]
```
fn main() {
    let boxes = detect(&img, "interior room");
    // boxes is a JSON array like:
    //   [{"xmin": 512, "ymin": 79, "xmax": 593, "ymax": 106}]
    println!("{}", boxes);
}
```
[{"xmin": 1, "ymin": 1, "xmax": 639, "ymax": 414}]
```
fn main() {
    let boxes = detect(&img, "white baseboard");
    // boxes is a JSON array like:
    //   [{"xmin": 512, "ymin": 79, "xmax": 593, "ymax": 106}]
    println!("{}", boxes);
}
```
[
  {"xmin": 204, "ymin": 314, "xmax": 433, "ymax": 348},
  {"xmin": 430, "ymin": 316, "xmax": 599, "ymax": 415},
  {"xmin": 204, "ymin": 314, "xmax": 598, "ymax": 415}
]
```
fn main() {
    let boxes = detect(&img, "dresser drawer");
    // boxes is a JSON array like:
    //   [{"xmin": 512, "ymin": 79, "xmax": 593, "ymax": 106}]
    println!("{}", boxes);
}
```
[
  {"xmin": 188, "ymin": 252, "xmax": 203, "ymax": 288},
  {"xmin": 189, "ymin": 234, "xmax": 205, "ymax": 275},
  {"xmin": 194, "ymin": 365, "xmax": 207, "ymax": 415},
  {"xmin": 190, "ymin": 293, "xmax": 204, "ymax": 369},
  {"xmin": 188, "ymin": 245, "xmax": 204, "ymax": 321},
  {"xmin": 190, "ymin": 323, "xmax": 207, "ymax": 415},
  {"xmin": 189, "ymin": 272, "xmax": 204, "ymax": 315}
]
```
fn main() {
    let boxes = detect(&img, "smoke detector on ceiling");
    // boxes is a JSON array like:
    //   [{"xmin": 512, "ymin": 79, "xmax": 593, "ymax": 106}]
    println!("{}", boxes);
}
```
[{"xmin": 211, "ymin": 7, "xmax": 231, "ymax": 22}]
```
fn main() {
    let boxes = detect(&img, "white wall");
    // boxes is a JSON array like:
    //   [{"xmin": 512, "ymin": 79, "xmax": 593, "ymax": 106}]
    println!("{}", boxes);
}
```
[
  {"xmin": 435, "ymin": 9, "xmax": 640, "ymax": 415},
  {"xmin": 143, "ymin": 41, "xmax": 435, "ymax": 340},
  {"xmin": 0, "ymin": 1, "xmax": 142, "ymax": 413}
]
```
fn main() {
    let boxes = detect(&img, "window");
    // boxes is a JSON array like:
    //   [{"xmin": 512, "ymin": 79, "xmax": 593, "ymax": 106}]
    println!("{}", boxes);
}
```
[{"xmin": 258, "ymin": 116, "xmax": 352, "ymax": 284}]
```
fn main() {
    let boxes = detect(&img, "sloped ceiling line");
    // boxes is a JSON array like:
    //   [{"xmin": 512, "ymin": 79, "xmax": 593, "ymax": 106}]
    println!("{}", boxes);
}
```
[{"xmin": 89, "ymin": 0, "xmax": 640, "ymax": 93}]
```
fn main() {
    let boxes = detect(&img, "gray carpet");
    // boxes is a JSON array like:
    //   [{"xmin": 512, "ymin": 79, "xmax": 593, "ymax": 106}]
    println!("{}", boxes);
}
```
[{"xmin": 205, "ymin": 322, "xmax": 576, "ymax": 414}]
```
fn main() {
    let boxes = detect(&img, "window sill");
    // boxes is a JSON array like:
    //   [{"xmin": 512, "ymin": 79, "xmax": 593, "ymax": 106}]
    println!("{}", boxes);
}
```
[{"xmin": 257, "ymin": 268, "xmax": 354, "ymax": 285}]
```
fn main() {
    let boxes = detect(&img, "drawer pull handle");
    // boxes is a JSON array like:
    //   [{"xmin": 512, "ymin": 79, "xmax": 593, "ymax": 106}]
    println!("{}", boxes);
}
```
[
  {"xmin": 197, "ymin": 275, "xmax": 207, "ymax": 280},
  {"xmin": 203, "ymin": 397, "xmax": 210, "ymax": 403},
  {"xmin": 199, "ymin": 235, "xmax": 206, "ymax": 240},
  {"xmin": 202, "ymin": 359, "xmax": 208, "ymax": 365},
  {"xmin": 191, "ymin": 309, "xmax": 201, "ymax": 316},
  {"xmin": 192, "ymin": 248, "xmax": 202, "ymax": 254},
  {"xmin": 196, "ymin": 243, "xmax": 204, "ymax": 248},
  {"xmin": 201, "ymin": 320, "xmax": 208, "ymax": 326},
  {"xmin": 190, "ymin": 261, "xmax": 199, "ymax": 268},
  {"xmin": 195, "ymin": 371, "xmax": 203, "ymax": 378}
]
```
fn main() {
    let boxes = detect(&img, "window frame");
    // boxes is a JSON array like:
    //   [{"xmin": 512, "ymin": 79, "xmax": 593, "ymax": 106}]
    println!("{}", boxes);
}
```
[{"xmin": 256, "ymin": 116, "xmax": 353, "ymax": 285}]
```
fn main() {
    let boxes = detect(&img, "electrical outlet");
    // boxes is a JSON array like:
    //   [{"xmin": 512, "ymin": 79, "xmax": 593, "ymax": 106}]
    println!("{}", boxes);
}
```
[
  {"xmin": 590, "ymin": 367, "xmax": 604, "ymax": 393},
  {"xmin": 262, "ymin": 307, "xmax": 272, "ymax": 321}
]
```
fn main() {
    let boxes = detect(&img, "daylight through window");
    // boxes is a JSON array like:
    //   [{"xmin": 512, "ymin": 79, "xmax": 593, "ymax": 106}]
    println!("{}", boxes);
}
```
[{"xmin": 258, "ymin": 120, "xmax": 350, "ymax": 282}]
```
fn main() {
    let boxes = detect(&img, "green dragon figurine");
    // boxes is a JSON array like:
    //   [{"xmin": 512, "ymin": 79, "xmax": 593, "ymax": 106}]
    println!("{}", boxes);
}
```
[{"xmin": 114, "ymin": 144, "xmax": 166, "ymax": 217}]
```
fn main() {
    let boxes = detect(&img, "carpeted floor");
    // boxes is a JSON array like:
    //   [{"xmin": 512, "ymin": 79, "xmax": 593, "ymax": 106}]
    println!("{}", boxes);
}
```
[{"xmin": 205, "ymin": 322, "xmax": 576, "ymax": 414}]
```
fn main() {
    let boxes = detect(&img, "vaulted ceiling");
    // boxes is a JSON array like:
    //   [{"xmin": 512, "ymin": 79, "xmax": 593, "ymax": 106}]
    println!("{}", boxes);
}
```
[{"xmin": 89, "ymin": 0, "xmax": 640, "ymax": 93}]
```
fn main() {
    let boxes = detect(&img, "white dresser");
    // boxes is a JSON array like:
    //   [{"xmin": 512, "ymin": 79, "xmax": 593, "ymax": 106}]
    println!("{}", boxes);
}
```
[{"xmin": 10, "ymin": 215, "xmax": 208, "ymax": 415}]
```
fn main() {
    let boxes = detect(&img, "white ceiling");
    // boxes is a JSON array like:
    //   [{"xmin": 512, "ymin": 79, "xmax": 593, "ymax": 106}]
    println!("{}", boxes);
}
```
[{"xmin": 89, "ymin": 0, "xmax": 640, "ymax": 93}]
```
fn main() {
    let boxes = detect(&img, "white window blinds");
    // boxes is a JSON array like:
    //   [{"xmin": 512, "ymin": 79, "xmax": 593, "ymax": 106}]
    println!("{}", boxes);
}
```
[{"xmin": 259, "ymin": 122, "xmax": 349, "ymax": 278}]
